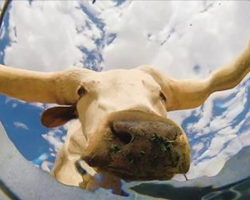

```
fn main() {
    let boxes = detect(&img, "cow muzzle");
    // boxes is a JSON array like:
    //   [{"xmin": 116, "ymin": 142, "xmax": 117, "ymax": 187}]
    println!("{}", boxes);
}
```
[{"xmin": 81, "ymin": 110, "xmax": 190, "ymax": 181}]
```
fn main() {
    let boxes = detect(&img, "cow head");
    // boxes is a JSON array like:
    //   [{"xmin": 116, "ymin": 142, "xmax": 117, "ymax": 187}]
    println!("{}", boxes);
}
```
[{"xmin": 41, "ymin": 66, "xmax": 191, "ymax": 181}]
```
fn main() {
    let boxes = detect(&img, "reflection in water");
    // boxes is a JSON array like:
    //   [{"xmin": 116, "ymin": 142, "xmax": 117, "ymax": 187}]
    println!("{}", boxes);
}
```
[
  {"xmin": 131, "ymin": 177, "xmax": 250, "ymax": 200},
  {"xmin": 130, "ymin": 144, "xmax": 250, "ymax": 199},
  {"xmin": 2, "ymin": 120, "xmax": 250, "ymax": 199}
]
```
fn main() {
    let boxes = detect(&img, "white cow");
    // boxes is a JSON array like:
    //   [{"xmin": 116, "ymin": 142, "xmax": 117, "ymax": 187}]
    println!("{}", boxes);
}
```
[{"xmin": 0, "ymin": 0, "xmax": 250, "ymax": 196}]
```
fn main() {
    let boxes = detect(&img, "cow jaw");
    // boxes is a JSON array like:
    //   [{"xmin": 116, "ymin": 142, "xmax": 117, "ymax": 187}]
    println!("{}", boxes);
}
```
[{"xmin": 81, "ymin": 110, "xmax": 190, "ymax": 181}]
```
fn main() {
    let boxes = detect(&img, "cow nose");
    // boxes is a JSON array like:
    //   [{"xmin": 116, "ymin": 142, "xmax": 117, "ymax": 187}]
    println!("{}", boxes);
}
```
[
  {"xmin": 111, "ymin": 120, "xmax": 181, "ymax": 145},
  {"xmin": 111, "ymin": 121, "xmax": 133, "ymax": 144},
  {"xmin": 82, "ymin": 111, "xmax": 190, "ymax": 181}
]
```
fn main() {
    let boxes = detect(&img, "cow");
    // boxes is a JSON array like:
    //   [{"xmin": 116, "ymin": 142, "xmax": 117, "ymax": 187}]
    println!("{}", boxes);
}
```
[{"xmin": 0, "ymin": 0, "xmax": 250, "ymax": 196}]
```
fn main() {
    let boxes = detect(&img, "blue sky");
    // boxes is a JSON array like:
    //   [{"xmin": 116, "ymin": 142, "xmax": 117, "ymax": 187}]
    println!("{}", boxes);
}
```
[
  {"xmin": 0, "ymin": 95, "xmax": 51, "ymax": 160},
  {"xmin": 0, "ymin": 0, "xmax": 250, "ymax": 180}
]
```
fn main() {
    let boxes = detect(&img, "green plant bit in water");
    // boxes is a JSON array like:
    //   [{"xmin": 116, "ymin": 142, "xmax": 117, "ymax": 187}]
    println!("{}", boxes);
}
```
[
  {"xmin": 110, "ymin": 144, "xmax": 121, "ymax": 153},
  {"xmin": 131, "ymin": 133, "xmax": 141, "ymax": 142},
  {"xmin": 140, "ymin": 150, "xmax": 146, "ymax": 154},
  {"xmin": 150, "ymin": 133, "xmax": 175, "ymax": 152},
  {"xmin": 123, "ymin": 152, "xmax": 136, "ymax": 164}
]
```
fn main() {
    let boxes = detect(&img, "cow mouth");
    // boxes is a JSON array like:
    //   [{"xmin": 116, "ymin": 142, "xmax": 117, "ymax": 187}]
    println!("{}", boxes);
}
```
[{"xmin": 81, "ymin": 110, "xmax": 191, "ymax": 181}]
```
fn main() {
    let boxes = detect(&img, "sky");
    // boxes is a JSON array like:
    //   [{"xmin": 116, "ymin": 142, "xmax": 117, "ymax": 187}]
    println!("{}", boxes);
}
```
[{"xmin": 0, "ymin": 0, "xmax": 250, "ymax": 182}]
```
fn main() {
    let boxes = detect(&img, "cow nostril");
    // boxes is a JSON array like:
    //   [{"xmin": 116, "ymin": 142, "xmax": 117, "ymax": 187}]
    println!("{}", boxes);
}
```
[{"xmin": 111, "ymin": 122, "xmax": 132, "ymax": 144}]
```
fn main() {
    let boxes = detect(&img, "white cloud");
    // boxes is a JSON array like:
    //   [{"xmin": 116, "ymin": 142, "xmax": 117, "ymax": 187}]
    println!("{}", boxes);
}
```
[
  {"xmin": 187, "ymin": 136, "xmax": 243, "ymax": 179},
  {"xmin": 41, "ymin": 160, "xmax": 54, "ymax": 172},
  {"xmin": 239, "ymin": 131, "xmax": 250, "ymax": 147},
  {"xmin": 4, "ymin": 1, "xmax": 101, "ymax": 71},
  {"xmin": 188, "ymin": 98, "xmax": 214, "ymax": 135},
  {"xmin": 4, "ymin": 96, "xmax": 46, "ymax": 110},
  {"xmin": 42, "ymin": 129, "xmax": 64, "ymax": 153},
  {"xmin": 13, "ymin": 121, "xmax": 29, "ymax": 130},
  {"xmin": 101, "ymin": 1, "xmax": 250, "ymax": 79},
  {"xmin": 168, "ymin": 109, "xmax": 192, "ymax": 126}
]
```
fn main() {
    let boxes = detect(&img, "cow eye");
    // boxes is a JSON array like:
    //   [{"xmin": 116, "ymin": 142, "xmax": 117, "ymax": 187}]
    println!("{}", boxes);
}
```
[
  {"xmin": 77, "ymin": 86, "xmax": 87, "ymax": 97},
  {"xmin": 159, "ymin": 91, "xmax": 167, "ymax": 103}
]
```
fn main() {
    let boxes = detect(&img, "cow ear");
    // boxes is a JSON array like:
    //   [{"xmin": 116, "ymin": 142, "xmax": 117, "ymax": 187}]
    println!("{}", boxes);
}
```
[{"xmin": 41, "ymin": 105, "xmax": 77, "ymax": 128}]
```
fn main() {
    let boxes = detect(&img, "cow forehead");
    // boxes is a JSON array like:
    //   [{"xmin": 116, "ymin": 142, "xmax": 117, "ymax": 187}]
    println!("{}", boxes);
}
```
[
  {"xmin": 82, "ymin": 69, "xmax": 161, "ymax": 92},
  {"xmin": 76, "ymin": 69, "xmax": 168, "ymax": 137}
]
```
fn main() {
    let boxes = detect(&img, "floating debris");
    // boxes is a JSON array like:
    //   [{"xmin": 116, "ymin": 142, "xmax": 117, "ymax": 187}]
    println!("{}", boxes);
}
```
[
  {"xmin": 150, "ymin": 133, "xmax": 175, "ymax": 152},
  {"xmin": 184, "ymin": 174, "xmax": 188, "ymax": 181},
  {"xmin": 110, "ymin": 144, "xmax": 121, "ymax": 153}
]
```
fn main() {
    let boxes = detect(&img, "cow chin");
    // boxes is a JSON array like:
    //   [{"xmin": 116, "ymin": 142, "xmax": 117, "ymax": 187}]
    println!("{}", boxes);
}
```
[{"xmin": 81, "ymin": 110, "xmax": 191, "ymax": 181}]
